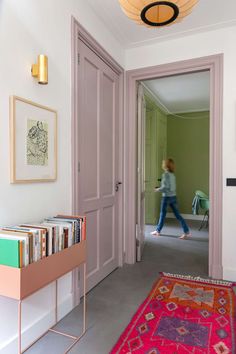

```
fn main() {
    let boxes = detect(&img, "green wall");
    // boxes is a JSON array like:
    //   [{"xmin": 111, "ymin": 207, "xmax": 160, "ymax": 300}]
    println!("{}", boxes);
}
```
[{"xmin": 167, "ymin": 112, "xmax": 209, "ymax": 214}]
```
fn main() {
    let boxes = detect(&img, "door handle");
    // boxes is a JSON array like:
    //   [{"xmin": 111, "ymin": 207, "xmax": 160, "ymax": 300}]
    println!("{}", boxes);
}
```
[{"xmin": 115, "ymin": 181, "xmax": 122, "ymax": 192}]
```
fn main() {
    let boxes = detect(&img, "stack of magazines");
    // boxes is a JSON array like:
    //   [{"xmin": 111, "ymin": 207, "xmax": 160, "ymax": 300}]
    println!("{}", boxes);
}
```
[{"xmin": 0, "ymin": 215, "xmax": 86, "ymax": 268}]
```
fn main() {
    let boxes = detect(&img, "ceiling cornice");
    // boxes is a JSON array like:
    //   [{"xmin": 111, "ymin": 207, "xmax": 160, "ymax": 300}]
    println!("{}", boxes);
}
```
[{"xmin": 126, "ymin": 20, "xmax": 236, "ymax": 49}]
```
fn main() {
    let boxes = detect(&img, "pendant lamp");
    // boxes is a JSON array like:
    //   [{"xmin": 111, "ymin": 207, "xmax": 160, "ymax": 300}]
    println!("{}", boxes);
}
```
[{"xmin": 119, "ymin": 0, "xmax": 198, "ymax": 27}]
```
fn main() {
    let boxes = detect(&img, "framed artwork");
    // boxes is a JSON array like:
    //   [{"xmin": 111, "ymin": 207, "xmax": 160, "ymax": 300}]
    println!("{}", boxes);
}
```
[{"xmin": 10, "ymin": 96, "xmax": 57, "ymax": 183}]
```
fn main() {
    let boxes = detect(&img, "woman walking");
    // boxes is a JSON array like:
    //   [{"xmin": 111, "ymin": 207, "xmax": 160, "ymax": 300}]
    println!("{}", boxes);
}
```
[{"xmin": 151, "ymin": 158, "xmax": 191, "ymax": 239}]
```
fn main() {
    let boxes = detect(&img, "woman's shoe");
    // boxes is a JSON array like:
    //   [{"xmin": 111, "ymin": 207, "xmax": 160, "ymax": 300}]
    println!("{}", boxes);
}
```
[
  {"xmin": 150, "ymin": 231, "xmax": 161, "ymax": 236},
  {"xmin": 179, "ymin": 233, "xmax": 191, "ymax": 240}
]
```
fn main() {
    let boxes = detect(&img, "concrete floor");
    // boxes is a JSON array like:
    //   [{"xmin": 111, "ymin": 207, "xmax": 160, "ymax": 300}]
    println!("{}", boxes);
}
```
[{"xmin": 26, "ymin": 219, "xmax": 209, "ymax": 354}]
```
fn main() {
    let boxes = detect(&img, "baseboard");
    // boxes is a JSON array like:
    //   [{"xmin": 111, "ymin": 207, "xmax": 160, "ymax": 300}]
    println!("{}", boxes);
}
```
[
  {"xmin": 223, "ymin": 267, "xmax": 236, "ymax": 282},
  {"xmin": 0, "ymin": 294, "xmax": 74, "ymax": 354},
  {"xmin": 166, "ymin": 213, "xmax": 204, "ymax": 221},
  {"xmin": 209, "ymin": 263, "xmax": 223, "ymax": 280}
]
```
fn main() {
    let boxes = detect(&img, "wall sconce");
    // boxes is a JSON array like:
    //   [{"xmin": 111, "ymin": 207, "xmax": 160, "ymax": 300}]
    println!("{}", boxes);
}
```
[{"xmin": 31, "ymin": 55, "xmax": 48, "ymax": 85}]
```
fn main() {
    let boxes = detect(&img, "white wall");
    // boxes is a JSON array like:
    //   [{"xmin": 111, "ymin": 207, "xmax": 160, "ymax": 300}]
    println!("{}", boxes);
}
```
[
  {"xmin": 0, "ymin": 1, "xmax": 124, "ymax": 352},
  {"xmin": 126, "ymin": 26, "xmax": 236, "ymax": 282}
]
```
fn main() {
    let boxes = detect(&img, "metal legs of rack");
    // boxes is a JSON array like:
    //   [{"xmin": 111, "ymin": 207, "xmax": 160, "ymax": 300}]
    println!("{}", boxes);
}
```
[
  {"xmin": 63, "ymin": 262, "xmax": 87, "ymax": 354},
  {"xmin": 18, "ymin": 263, "xmax": 87, "ymax": 354}
]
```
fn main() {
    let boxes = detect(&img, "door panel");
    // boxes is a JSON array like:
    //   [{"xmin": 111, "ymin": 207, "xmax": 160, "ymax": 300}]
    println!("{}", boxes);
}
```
[
  {"xmin": 78, "ymin": 41, "xmax": 119, "ymax": 290},
  {"xmin": 83, "ymin": 58, "xmax": 99, "ymax": 200},
  {"xmin": 101, "ymin": 205, "xmax": 114, "ymax": 266},
  {"xmin": 145, "ymin": 111, "xmax": 156, "ymax": 225},
  {"xmin": 101, "ymin": 73, "xmax": 115, "ymax": 197},
  {"xmin": 156, "ymin": 115, "xmax": 167, "ymax": 216},
  {"xmin": 145, "ymin": 106, "xmax": 167, "ymax": 224},
  {"xmin": 136, "ymin": 84, "xmax": 146, "ymax": 261},
  {"xmin": 86, "ymin": 210, "xmax": 99, "ymax": 275}
]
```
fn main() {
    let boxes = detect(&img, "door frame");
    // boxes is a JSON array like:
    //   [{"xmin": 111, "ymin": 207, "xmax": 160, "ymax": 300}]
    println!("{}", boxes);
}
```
[
  {"xmin": 71, "ymin": 17, "xmax": 125, "ymax": 283},
  {"xmin": 136, "ymin": 84, "xmax": 146, "ymax": 261},
  {"xmin": 124, "ymin": 54, "xmax": 223, "ymax": 280}
]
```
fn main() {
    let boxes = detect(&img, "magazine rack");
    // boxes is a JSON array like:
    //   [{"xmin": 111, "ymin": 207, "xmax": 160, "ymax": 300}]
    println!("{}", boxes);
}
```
[{"xmin": 0, "ymin": 240, "xmax": 86, "ymax": 354}]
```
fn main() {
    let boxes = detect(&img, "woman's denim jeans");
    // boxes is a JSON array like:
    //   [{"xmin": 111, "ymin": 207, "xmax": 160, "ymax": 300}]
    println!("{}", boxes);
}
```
[{"xmin": 156, "ymin": 196, "xmax": 189, "ymax": 234}]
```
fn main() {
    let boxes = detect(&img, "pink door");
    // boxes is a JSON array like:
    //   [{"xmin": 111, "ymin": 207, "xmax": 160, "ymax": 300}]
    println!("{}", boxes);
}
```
[
  {"xmin": 77, "ymin": 41, "xmax": 119, "ymax": 290},
  {"xmin": 136, "ymin": 84, "xmax": 146, "ymax": 261}
]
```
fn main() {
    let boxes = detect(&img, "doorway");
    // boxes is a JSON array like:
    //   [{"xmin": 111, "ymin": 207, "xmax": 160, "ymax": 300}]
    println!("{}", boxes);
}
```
[
  {"xmin": 138, "ymin": 71, "xmax": 210, "ymax": 275},
  {"xmin": 125, "ymin": 55, "xmax": 223, "ymax": 280}
]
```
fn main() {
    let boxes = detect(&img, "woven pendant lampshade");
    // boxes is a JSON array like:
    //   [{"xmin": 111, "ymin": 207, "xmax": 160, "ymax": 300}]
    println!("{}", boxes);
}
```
[{"xmin": 119, "ymin": 0, "xmax": 198, "ymax": 27}]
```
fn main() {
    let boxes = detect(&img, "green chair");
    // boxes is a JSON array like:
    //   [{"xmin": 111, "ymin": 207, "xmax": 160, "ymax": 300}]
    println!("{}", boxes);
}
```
[{"xmin": 195, "ymin": 190, "xmax": 209, "ymax": 231}]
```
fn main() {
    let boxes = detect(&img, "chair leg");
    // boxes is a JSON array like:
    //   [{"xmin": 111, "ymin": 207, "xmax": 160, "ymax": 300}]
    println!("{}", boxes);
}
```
[
  {"xmin": 199, "ymin": 211, "xmax": 208, "ymax": 231},
  {"xmin": 199, "ymin": 215, "xmax": 205, "ymax": 231},
  {"xmin": 205, "ymin": 210, "xmax": 209, "ymax": 229}
]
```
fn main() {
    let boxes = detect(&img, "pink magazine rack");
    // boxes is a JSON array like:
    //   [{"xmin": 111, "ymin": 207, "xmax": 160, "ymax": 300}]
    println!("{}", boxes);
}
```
[{"xmin": 0, "ymin": 238, "xmax": 86, "ymax": 354}]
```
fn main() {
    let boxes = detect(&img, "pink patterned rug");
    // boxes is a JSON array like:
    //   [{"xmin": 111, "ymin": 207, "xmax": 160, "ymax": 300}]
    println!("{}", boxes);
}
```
[{"xmin": 110, "ymin": 273, "xmax": 236, "ymax": 354}]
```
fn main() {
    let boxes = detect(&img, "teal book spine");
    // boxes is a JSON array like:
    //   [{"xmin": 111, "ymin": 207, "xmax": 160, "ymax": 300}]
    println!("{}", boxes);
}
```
[{"xmin": 0, "ymin": 239, "xmax": 20, "ymax": 268}]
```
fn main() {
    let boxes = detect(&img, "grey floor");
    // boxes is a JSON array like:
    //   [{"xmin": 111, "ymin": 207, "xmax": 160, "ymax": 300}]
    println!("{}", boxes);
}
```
[{"xmin": 26, "ymin": 219, "xmax": 209, "ymax": 354}]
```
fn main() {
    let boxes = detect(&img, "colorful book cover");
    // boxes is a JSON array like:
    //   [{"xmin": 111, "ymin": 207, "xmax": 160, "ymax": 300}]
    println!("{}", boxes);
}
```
[
  {"xmin": 40, "ymin": 224, "xmax": 53, "ymax": 256},
  {"xmin": 21, "ymin": 225, "xmax": 47, "ymax": 259},
  {"xmin": 42, "ymin": 223, "xmax": 59, "ymax": 254},
  {"xmin": 0, "ymin": 238, "xmax": 20, "ymax": 268},
  {"xmin": 64, "ymin": 228, "xmax": 69, "ymax": 248},
  {"xmin": 44, "ymin": 219, "xmax": 72, "ymax": 248},
  {"xmin": 57, "ymin": 215, "xmax": 86, "ymax": 241},
  {"xmin": 0, "ymin": 226, "xmax": 34, "ymax": 265},
  {"xmin": 52, "ymin": 217, "xmax": 78, "ymax": 244}
]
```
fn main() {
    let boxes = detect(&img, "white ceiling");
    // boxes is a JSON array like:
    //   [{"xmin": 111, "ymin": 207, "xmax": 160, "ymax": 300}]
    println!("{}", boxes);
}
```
[
  {"xmin": 143, "ymin": 71, "xmax": 210, "ymax": 113},
  {"xmin": 86, "ymin": 0, "xmax": 236, "ymax": 48}
]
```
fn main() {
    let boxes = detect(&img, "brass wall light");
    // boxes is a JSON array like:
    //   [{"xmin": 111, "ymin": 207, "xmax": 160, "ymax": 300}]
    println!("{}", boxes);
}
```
[{"xmin": 31, "ymin": 55, "xmax": 48, "ymax": 85}]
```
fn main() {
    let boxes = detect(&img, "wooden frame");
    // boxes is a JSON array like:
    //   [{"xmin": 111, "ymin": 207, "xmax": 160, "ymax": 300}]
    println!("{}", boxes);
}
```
[
  {"xmin": 124, "ymin": 54, "xmax": 223, "ymax": 280},
  {"xmin": 10, "ymin": 96, "xmax": 57, "ymax": 183}
]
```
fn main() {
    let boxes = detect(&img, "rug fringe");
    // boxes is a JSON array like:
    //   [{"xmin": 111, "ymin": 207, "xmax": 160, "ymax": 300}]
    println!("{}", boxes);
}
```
[{"xmin": 161, "ymin": 272, "xmax": 235, "ymax": 287}]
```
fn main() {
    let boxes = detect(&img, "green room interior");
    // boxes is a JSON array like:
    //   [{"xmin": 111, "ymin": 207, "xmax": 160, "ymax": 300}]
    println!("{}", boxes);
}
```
[{"xmin": 145, "ymin": 94, "xmax": 209, "ymax": 225}]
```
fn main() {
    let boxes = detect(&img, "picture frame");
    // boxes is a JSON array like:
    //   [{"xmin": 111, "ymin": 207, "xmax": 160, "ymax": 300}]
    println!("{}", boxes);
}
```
[{"xmin": 10, "ymin": 96, "xmax": 57, "ymax": 183}]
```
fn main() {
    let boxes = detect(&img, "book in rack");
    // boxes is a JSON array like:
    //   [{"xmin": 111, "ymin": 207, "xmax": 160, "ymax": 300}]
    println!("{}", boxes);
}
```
[
  {"xmin": 0, "ymin": 214, "xmax": 87, "ymax": 354},
  {"xmin": 0, "ymin": 214, "xmax": 86, "ymax": 268}
]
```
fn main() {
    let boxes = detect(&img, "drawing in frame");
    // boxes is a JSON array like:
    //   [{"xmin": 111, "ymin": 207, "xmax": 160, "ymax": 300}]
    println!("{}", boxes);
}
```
[{"xmin": 10, "ymin": 96, "xmax": 57, "ymax": 183}]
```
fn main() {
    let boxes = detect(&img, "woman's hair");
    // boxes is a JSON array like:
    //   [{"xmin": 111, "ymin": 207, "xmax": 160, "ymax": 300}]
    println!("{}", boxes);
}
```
[{"xmin": 162, "ymin": 158, "xmax": 175, "ymax": 172}]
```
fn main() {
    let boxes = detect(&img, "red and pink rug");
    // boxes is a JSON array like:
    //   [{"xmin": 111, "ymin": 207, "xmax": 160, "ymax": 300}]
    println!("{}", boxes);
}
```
[{"xmin": 110, "ymin": 273, "xmax": 236, "ymax": 354}]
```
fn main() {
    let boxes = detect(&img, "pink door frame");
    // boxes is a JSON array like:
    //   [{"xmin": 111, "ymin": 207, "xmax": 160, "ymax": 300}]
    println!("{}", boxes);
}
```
[
  {"xmin": 71, "ymin": 18, "xmax": 125, "ymax": 297},
  {"xmin": 124, "ymin": 54, "xmax": 223, "ymax": 280}
]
